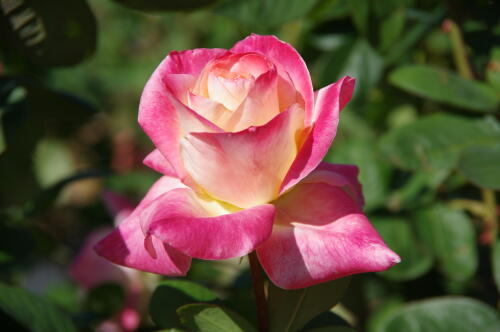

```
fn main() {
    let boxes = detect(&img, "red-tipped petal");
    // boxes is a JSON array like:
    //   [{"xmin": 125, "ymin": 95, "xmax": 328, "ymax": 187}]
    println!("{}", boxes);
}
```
[
  {"xmin": 258, "ymin": 167, "xmax": 399, "ymax": 289},
  {"xmin": 141, "ymin": 188, "xmax": 276, "ymax": 260},
  {"xmin": 280, "ymin": 76, "xmax": 355, "ymax": 193},
  {"xmin": 95, "ymin": 177, "xmax": 191, "ymax": 275},
  {"xmin": 138, "ymin": 50, "xmax": 225, "ymax": 182},
  {"xmin": 143, "ymin": 149, "xmax": 177, "ymax": 177}
]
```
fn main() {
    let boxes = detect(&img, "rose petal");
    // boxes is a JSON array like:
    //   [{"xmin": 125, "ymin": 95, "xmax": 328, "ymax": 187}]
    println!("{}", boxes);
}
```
[
  {"xmin": 162, "ymin": 73, "xmax": 195, "ymax": 104},
  {"xmin": 303, "ymin": 162, "xmax": 364, "ymax": 207},
  {"xmin": 257, "ymin": 171, "xmax": 400, "ymax": 289},
  {"xmin": 139, "ymin": 67, "xmax": 223, "ymax": 181},
  {"xmin": 180, "ymin": 105, "xmax": 304, "ymax": 208},
  {"xmin": 143, "ymin": 149, "xmax": 177, "ymax": 177},
  {"xmin": 280, "ymin": 76, "xmax": 355, "ymax": 194},
  {"xmin": 187, "ymin": 92, "xmax": 233, "ymax": 126},
  {"xmin": 162, "ymin": 48, "xmax": 228, "ymax": 76},
  {"xmin": 231, "ymin": 34, "xmax": 314, "ymax": 123},
  {"xmin": 207, "ymin": 72, "xmax": 254, "ymax": 110},
  {"xmin": 142, "ymin": 188, "xmax": 276, "ymax": 260},
  {"xmin": 225, "ymin": 67, "xmax": 280, "ymax": 132},
  {"xmin": 95, "ymin": 177, "xmax": 192, "ymax": 275},
  {"xmin": 230, "ymin": 53, "xmax": 271, "ymax": 78}
]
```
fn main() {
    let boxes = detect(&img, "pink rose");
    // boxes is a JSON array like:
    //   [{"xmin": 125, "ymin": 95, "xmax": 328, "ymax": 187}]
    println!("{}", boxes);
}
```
[{"xmin": 95, "ymin": 34, "xmax": 399, "ymax": 289}]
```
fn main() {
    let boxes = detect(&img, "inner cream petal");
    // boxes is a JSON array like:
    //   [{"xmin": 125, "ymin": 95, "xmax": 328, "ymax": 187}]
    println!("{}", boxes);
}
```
[
  {"xmin": 207, "ymin": 73, "xmax": 254, "ymax": 111},
  {"xmin": 187, "ymin": 92, "xmax": 233, "ymax": 126}
]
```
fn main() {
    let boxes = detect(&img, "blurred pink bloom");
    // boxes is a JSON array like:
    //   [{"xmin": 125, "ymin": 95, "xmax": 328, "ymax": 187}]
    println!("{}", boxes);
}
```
[
  {"xmin": 70, "ymin": 191, "xmax": 143, "ymax": 331},
  {"xmin": 95, "ymin": 34, "xmax": 400, "ymax": 289}
]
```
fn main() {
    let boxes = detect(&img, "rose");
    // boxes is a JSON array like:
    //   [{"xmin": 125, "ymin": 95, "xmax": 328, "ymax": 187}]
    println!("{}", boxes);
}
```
[{"xmin": 95, "ymin": 34, "xmax": 399, "ymax": 289}]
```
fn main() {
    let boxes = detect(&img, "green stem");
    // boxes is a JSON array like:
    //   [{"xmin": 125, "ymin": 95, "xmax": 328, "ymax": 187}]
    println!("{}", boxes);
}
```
[
  {"xmin": 446, "ymin": 19, "xmax": 474, "ymax": 79},
  {"xmin": 249, "ymin": 251, "xmax": 269, "ymax": 332},
  {"xmin": 448, "ymin": 198, "xmax": 487, "ymax": 219},
  {"xmin": 482, "ymin": 189, "xmax": 498, "ymax": 244}
]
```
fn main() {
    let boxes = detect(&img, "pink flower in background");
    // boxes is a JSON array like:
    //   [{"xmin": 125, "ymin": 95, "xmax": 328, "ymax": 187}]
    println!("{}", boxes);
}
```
[
  {"xmin": 70, "ymin": 192, "xmax": 143, "ymax": 331},
  {"xmin": 95, "ymin": 34, "xmax": 400, "ymax": 289}
]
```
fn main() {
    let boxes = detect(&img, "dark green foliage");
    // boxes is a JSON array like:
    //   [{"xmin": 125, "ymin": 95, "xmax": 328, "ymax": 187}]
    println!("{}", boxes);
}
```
[{"xmin": 0, "ymin": 0, "xmax": 499, "ymax": 331}]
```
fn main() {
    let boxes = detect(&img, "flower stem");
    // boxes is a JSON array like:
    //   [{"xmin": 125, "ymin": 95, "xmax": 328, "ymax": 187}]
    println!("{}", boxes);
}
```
[{"xmin": 249, "ymin": 251, "xmax": 269, "ymax": 332}]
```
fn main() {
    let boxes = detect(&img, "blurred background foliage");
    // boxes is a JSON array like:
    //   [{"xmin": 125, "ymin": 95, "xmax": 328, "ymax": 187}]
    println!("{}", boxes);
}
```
[{"xmin": 0, "ymin": 0, "xmax": 499, "ymax": 331}]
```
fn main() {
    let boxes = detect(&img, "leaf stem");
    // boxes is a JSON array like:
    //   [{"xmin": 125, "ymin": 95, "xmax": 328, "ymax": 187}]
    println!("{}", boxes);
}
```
[{"xmin": 248, "ymin": 251, "xmax": 269, "ymax": 332}]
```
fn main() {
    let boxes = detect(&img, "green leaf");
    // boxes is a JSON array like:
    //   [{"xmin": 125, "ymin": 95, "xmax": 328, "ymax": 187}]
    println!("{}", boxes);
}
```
[
  {"xmin": 33, "ymin": 139, "xmax": 75, "ymax": 188},
  {"xmin": 424, "ymin": 29, "xmax": 452, "ymax": 56},
  {"xmin": 0, "ymin": 80, "xmax": 28, "ymax": 155},
  {"xmin": 84, "ymin": 283, "xmax": 125, "ymax": 318},
  {"xmin": 0, "ymin": 116, "xmax": 5, "ymax": 155},
  {"xmin": 379, "ymin": 113, "xmax": 500, "ymax": 173},
  {"xmin": 372, "ymin": 0, "xmax": 413, "ymax": 18},
  {"xmin": 0, "ymin": 0, "xmax": 96, "ymax": 66},
  {"xmin": 386, "ymin": 171, "xmax": 446, "ymax": 211},
  {"xmin": 112, "ymin": 0, "xmax": 218, "ymax": 12},
  {"xmin": 216, "ymin": 0, "xmax": 320, "ymax": 28},
  {"xmin": 317, "ymin": 38, "xmax": 383, "ymax": 105},
  {"xmin": 415, "ymin": 205, "xmax": 478, "ymax": 281},
  {"xmin": 348, "ymin": 0, "xmax": 369, "ymax": 35},
  {"xmin": 306, "ymin": 327, "xmax": 357, "ymax": 332},
  {"xmin": 301, "ymin": 311, "xmax": 351, "ymax": 331},
  {"xmin": 177, "ymin": 304, "xmax": 256, "ymax": 332},
  {"xmin": 384, "ymin": 7, "xmax": 444, "ymax": 65},
  {"xmin": 379, "ymin": 297, "xmax": 500, "ymax": 332},
  {"xmin": 0, "ymin": 77, "xmax": 96, "ymax": 206},
  {"xmin": 379, "ymin": 8, "xmax": 405, "ymax": 52},
  {"xmin": 458, "ymin": 142, "xmax": 500, "ymax": 189},
  {"xmin": 366, "ymin": 297, "xmax": 404, "ymax": 332},
  {"xmin": 389, "ymin": 65, "xmax": 498, "ymax": 112},
  {"xmin": 0, "ymin": 250, "xmax": 12, "ymax": 263},
  {"xmin": 372, "ymin": 218, "xmax": 433, "ymax": 281},
  {"xmin": 492, "ymin": 241, "xmax": 500, "ymax": 293},
  {"xmin": 45, "ymin": 282, "xmax": 79, "ymax": 313},
  {"xmin": 326, "ymin": 139, "xmax": 391, "ymax": 211},
  {"xmin": 150, "ymin": 280, "xmax": 217, "ymax": 328},
  {"xmin": 268, "ymin": 277, "xmax": 351, "ymax": 332},
  {"xmin": 486, "ymin": 47, "xmax": 500, "ymax": 97},
  {"xmin": 0, "ymin": 282, "xmax": 77, "ymax": 332},
  {"xmin": 106, "ymin": 171, "xmax": 159, "ymax": 197}
]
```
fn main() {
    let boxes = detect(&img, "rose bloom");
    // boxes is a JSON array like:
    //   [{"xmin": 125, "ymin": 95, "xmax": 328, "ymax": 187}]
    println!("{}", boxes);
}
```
[{"xmin": 96, "ymin": 34, "xmax": 399, "ymax": 289}]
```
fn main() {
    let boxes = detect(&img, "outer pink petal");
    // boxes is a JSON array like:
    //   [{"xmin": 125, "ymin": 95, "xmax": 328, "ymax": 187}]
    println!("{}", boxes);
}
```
[
  {"xmin": 161, "ymin": 48, "xmax": 228, "ymax": 76},
  {"xmin": 162, "ymin": 73, "xmax": 195, "ymax": 104},
  {"xmin": 280, "ymin": 76, "xmax": 355, "ymax": 194},
  {"xmin": 143, "ymin": 149, "xmax": 177, "ymax": 177},
  {"xmin": 257, "ymin": 176, "xmax": 400, "ymax": 289},
  {"xmin": 180, "ymin": 105, "xmax": 303, "ymax": 208},
  {"xmin": 231, "ymin": 34, "xmax": 314, "ymax": 123},
  {"xmin": 95, "ymin": 177, "xmax": 192, "ymax": 276},
  {"xmin": 145, "ymin": 188, "xmax": 276, "ymax": 260},
  {"xmin": 138, "ymin": 50, "xmax": 225, "ymax": 182},
  {"xmin": 304, "ymin": 162, "xmax": 364, "ymax": 207}
]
